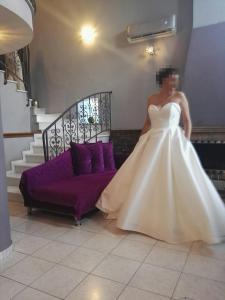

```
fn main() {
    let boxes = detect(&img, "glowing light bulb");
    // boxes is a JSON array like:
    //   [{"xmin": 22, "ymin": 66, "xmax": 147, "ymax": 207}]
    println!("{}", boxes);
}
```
[
  {"xmin": 145, "ymin": 45, "xmax": 159, "ymax": 56},
  {"xmin": 145, "ymin": 46, "xmax": 155, "ymax": 55},
  {"xmin": 80, "ymin": 25, "xmax": 97, "ymax": 45}
]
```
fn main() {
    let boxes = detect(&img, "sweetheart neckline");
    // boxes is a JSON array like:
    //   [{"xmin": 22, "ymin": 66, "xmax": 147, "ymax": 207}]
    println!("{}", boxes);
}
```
[{"xmin": 149, "ymin": 102, "xmax": 181, "ymax": 111}]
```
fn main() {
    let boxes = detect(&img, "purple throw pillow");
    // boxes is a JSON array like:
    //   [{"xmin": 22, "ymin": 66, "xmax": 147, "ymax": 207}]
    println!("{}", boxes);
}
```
[
  {"xmin": 70, "ymin": 141, "xmax": 104, "ymax": 175},
  {"xmin": 102, "ymin": 142, "xmax": 116, "ymax": 171}
]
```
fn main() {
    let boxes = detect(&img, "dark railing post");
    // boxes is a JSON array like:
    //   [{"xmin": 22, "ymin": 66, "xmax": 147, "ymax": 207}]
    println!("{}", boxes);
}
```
[
  {"xmin": 69, "ymin": 109, "xmax": 72, "ymax": 144},
  {"xmin": 62, "ymin": 116, "xmax": 65, "ymax": 152},
  {"xmin": 76, "ymin": 106, "xmax": 79, "ymax": 143},
  {"xmin": 109, "ymin": 92, "xmax": 112, "ymax": 132}
]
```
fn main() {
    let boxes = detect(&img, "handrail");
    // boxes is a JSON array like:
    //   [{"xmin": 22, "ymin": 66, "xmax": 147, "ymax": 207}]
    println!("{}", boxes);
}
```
[
  {"xmin": 43, "ymin": 91, "xmax": 112, "ymax": 133},
  {"xmin": 25, "ymin": 0, "xmax": 36, "ymax": 15},
  {"xmin": 42, "ymin": 91, "xmax": 112, "ymax": 161}
]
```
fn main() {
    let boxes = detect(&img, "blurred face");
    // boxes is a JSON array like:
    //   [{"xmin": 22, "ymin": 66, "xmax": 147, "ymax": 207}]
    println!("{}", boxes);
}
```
[{"xmin": 162, "ymin": 73, "xmax": 179, "ymax": 89}]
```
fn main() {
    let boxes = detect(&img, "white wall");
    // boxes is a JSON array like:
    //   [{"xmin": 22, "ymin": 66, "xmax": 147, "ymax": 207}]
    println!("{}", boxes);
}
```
[
  {"xmin": 0, "ymin": 71, "xmax": 32, "ymax": 169},
  {"xmin": 194, "ymin": 0, "xmax": 225, "ymax": 28},
  {"xmin": 1, "ymin": 85, "xmax": 31, "ymax": 132},
  {"xmin": 4, "ymin": 137, "xmax": 32, "ymax": 170}
]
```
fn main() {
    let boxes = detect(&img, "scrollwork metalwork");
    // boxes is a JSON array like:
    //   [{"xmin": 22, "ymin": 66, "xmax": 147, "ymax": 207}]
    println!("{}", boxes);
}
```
[{"xmin": 42, "ymin": 92, "xmax": 112, "ymax": 161}]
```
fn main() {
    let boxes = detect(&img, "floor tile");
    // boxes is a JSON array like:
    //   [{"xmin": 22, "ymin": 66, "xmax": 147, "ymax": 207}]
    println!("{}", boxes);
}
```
[
  {"xmin": 2, "ymin": 256, "xmax": 54, "ymax": 285},
  {"xmin": 31, "ymin": 264, "xmax": 87, "ymax": 299},
  {"xmin": 10, "ymin": 216, "xmax": 26, "ymax": 228},
  {"xmin": 129, "ymin": 263, "xmax": 180, "ymax": 297},
  {"xmin": 33, "ymin": 223, "xmax": 70, "ymax": 240},
  {"xmin": 173, "ymin": 273, "xmax": 225, "ymax": 300},
  {"xmin": 32, "ymin": 240, "xmax": 77, "ymax": 263},
  {"xmin": 125, "ymin": 232, "xmax": 157, "ymax": 245},
  {"xmin": 14, "ymin": 235, "xmax": 50, "ymax": 254},
  {"xmin": 184, "ymin": 254, "xmax": 225, "ymax": 282},
  {"xmin": 145, "ymin": 246, "xmax": 187, "ymax": 271},
  {"xmin": 7, "ymin": 202, "xmax": 225, "ymax": 300},
  {"xmin": 191, "ymin": 241, "xmax": 225, "ymax": 261},
  {"xmin": 118, "ymin": 286, "xmax": 170, "ymax": 300},
  {"xmin": 56, "ymin": 229, "xmax": 95, "ymax": 246},
  {"xmin": 61, "ymin": 247, "xmax": 106, "ymax": 272},
  {"xmin": 10, "ymin": 230, "xmax": 27, "ymax": 243},
  {"xmin": 92, "ymin": 254, "xmax": 140, "ymax": 284},
  {"xmin": 83, "ymin": 233, "xmax": 121, "ymax": 253},
  {"xmin": 101, "ymin": 221, "xmax": 128, "ymax": 238},
  {"xmin": 65, "ymin": 274, "xmax": 124, "ymax": 300},
  {"xmin": 155, "ymin": 241, "xmax": 192, "ymax": 252},
  {"xmin": 111, "ymin": 239, "xmax": 152, "ymax": 262},
  {"xmin": 79, "ymin": 217, "xmax": 110, "ymax": 233},
  {"xmin": 0, "ymin": 250, "xmax": 26, "ymax": 273},
  {"xmin": 0, "ymin": 276, "xmax": 25, "ymax": 300},
  {"xmin": 14, "ymin": 219, "xmax": 46, "ymax": 234},
  {"xmin": 13, "ymin": 287, "xmax": 60, "ymax": 300}
]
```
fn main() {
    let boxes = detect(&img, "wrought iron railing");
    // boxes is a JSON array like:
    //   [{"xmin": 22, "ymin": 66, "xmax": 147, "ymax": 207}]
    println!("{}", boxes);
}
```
[{"xmin": 42, "ymin": 91, "xmax": 112, "ymax": 161}]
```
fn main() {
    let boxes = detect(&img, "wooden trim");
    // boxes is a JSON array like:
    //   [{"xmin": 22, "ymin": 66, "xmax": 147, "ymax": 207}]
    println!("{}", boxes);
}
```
[{"xmin": 3, "ymin": 131, "xmax": 41, "ymax": 139}]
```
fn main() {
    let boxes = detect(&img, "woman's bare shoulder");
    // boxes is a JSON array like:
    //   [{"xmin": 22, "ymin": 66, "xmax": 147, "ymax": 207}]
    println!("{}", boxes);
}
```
[
  {"xmin": 177, "ymin": 91, "xmax": 188, "ymax": 101},
  {"xmin": 175, "ymin": 91, "xmax": 188, "ymax": 106}
]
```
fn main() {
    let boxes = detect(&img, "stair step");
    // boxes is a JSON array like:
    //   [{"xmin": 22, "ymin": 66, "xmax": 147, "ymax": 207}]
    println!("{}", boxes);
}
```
[
  {"xmin": 12, "ymin": 160, "xmax": 39, "ymax": 174},
  {"xmin": 7, "ymin": 186, "xmax": 23, "ymax": 202},
  {"xmin": 6, "ymin": 171, "xmax": 21, "ymax": 187},
  {"xmin": 17, "ymin": 89, "xmax": 27, "ymax": 94},
  {"xmin": 23, "ymin": 150, "xmax": 45, "ymax": 164},
  {"xmin": 31, "ymin": 107, "xmax": 46, "ymax": 115},
  {"xmin": 31, "ymin": 142, "xmax": 44, "ymax": 154},
  {"xmin": 33, "ymin": 133, "xmax": 42, "ymax": 142}
]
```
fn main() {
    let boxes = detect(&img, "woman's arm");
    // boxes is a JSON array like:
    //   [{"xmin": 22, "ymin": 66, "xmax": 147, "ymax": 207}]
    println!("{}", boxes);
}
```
[
  {"xmin": 140, "ymin": 97, "xmax": 151, "ymax": 136},
  {"xmin": 179, "ymin": 92, "xmax": 192, "ymax": 140}
]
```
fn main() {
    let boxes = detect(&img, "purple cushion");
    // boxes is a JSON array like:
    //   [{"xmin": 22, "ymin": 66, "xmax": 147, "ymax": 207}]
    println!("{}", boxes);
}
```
[
  {"xmin": 102, "ymin": 142, "xmax": 116, "ymax": 171},
  {"xmin": 70, "ymin": 142, "xmax": 104, "ymax": 175}
]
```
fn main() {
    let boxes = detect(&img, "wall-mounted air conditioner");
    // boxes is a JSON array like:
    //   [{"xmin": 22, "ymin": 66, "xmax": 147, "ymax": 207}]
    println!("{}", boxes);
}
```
[{"xmin": 127, "ymin": 14, "xmax": 176, "ymax": 43}]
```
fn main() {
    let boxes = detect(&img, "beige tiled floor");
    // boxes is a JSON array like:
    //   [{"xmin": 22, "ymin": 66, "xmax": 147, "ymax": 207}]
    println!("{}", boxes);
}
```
[{"xmin": 0, "ymin": 200, "xmax": 225, "ymax": 299}]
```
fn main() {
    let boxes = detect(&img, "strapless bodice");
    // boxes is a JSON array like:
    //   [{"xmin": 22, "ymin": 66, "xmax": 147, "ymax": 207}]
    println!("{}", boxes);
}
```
[{"xmin": 148, "ymin": 102, "xmax": 181, "ymax": 130}]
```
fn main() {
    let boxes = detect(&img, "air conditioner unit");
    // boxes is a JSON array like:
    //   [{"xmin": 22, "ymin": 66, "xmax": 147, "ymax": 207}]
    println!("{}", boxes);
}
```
[{"xmin": 127, "ymin": 14, "xmax": 176, "ymax": 43}]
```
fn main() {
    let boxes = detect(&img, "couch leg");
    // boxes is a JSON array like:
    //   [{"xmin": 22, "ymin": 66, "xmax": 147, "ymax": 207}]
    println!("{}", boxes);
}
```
[
  {"xmin": 27, "ymin": 207, "xmax": 32, "ymax": 215},
  {"xmin": 74, "ymin": 217, "xmax": 81, "ymax": 226}
]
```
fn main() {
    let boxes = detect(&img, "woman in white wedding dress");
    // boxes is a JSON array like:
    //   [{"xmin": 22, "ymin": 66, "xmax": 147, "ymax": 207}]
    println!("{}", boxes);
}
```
[{"xmin": 96, "ymin": 66, "xmax": 225, "ymax": 244}]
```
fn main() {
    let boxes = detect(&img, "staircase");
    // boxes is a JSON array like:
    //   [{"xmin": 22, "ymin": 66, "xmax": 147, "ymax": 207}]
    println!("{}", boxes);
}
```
[
  {"xmin": 6, "ymin": 107, "xmax": 58, "ymax": 201},
  {"xmin": 5, "ymin": 90, "xmax": 111, "ymax": 201}
]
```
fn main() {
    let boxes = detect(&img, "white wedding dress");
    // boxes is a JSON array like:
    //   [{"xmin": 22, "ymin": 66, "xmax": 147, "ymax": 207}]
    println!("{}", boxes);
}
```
[{"xmin": 96, "ymin": 102, "xmax": 225, "ymax": 244}]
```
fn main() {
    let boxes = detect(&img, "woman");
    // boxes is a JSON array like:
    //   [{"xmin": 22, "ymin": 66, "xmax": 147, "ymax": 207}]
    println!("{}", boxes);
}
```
[{"xmin": 96, "ymin": 66, "xmax": 225, "ymax": 244}]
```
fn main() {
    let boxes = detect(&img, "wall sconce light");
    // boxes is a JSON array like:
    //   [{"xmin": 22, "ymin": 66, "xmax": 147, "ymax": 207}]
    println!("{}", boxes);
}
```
[
  {"xmin": 80, "ymin": 25, "xmax": 97, "ymax": 45},
  {"xmin": 145, "ymin": 45, "xmax": 158, "ymax": 56}
]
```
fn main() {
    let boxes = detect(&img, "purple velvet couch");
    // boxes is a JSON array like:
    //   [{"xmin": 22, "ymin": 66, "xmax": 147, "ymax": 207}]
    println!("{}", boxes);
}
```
[{"xmin": 19, "ymin": 142, "xmax": 116, "ymax": 224}]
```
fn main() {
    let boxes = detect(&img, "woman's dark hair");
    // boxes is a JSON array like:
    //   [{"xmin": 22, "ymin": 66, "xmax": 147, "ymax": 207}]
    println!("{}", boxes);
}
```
[{"xmin": 156, "ymin": 66, "xmax": 179, "ymax": 86}]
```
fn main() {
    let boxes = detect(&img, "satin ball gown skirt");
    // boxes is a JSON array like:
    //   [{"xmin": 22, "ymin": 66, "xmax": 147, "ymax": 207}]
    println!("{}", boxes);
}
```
[{"xmin": 96, "ymin": 102, "xmax": 225, "ymax": 244}]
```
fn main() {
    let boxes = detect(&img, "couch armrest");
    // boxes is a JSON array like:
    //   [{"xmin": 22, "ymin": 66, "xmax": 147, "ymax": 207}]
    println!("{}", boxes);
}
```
[{"xmin": 19, "ymin": 149, "xmax": 74, "ymax": 196}]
